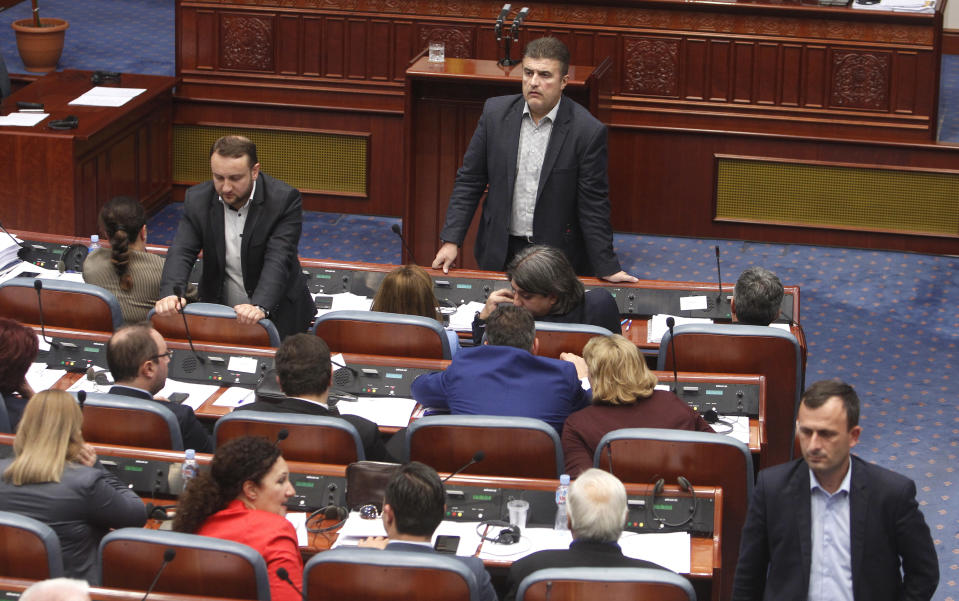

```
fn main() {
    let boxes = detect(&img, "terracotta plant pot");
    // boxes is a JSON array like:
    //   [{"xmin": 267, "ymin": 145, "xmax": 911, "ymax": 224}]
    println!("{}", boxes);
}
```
[{"xmin": 11, "ymin": 17, "xmax": 69, "ymax": 73}]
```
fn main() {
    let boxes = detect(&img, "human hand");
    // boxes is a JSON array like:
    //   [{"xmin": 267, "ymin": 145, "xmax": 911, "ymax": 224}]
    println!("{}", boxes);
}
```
[
  {"xmin": 16, "ymin": 378, "xmax": 35, "ymax": 400},
  {"xmin": 560, "ymin": 352, "xmax": 588, "ymax": 379},
  {"xmin": 234, "ymin": 304, "xmax": 266, "ymax": 325},
  {"xmin": 431, "ymin": 243, "xmax": 459, "ymax": 274},
  {"xmin": 76, "ymin": 444, "xmax": 97, "ymax": 467},
  {"xmin": 601, "ymin": 270, "xmax": 639, "ymax": 283},
  {"xmin": 479, "ymin": 288, "xmax": 515, "ymax": 320},
  {"xmin": 154, "ymin": 295, "xmax": 186, "ymax": 315},
  {"xmin": 357, "ymin": 536, "xmax": 389, "ymax": 549}
]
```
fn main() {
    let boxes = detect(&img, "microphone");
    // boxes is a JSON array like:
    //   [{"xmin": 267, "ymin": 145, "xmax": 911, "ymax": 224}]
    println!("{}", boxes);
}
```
[
  {"xmin": 274, "ymin": 428, "xmax": 289, "ymax": 447},
  {"xmin": 509, "ymin": 7, "xmax": 529, "ymax": 39},
  {"xmin": 442, "ymin": 451, "xmax": 485, "ymax": 483},
  {"xmin": 0, "ymin": 219, "xmax": 29, "ymax": 261},
  {"xmin": 276, "ymin": 568, "xmax": 304, "ymax": 600},
  {"xmin": 666, "ymin": 316, "xmax": 679, "ymax": 395},
  {"xmin": 330, "ymin": 359, "xmax": 360, "ymax": 379},
  {"xmin": 76, "ymin": 390, "xmax": 86, "ymax": 409},
  {"xmin": 33, "ymin": 280, "xmax": 59, "ymax": 349},
  {"xmin": 494, "ymin": 3, "xmax": 511, "ymax": 40},
  {"xmin": 390, "ymin": 224, "xmax": 417, "ymax": 265},
  {"xmin": 713, "ymin": 246, "xmax": 725, "ymax": 310},
  {"xmin": 141, "ymin": 548, "xmax": 176, "ymax": 601},
  {"xmin": 172, "ymin": 285, "xmax": 204, "ymax": 365}
]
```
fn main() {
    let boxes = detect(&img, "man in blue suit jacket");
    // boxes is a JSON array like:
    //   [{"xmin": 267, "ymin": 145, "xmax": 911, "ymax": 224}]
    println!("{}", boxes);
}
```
[
  {"xmin": 733, "ymin": 379, "xmax": 939, "ymax": 601},
  {"xmin": 359, "ymin": 462, "xmax": 497, "ymax": 601},
  {"xmin": 431, "ymin": 37, "xmax": 634, "ymax": 282},
  {"xmin": 411, "ymin": 304, "xmax": 589, "ymax": 433}
]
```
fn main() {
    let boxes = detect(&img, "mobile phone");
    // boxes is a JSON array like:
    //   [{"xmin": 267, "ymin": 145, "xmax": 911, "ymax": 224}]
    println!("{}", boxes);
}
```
[{"xmin": 433, "ymin": 534, "xmax": 460, "ymax": 554}]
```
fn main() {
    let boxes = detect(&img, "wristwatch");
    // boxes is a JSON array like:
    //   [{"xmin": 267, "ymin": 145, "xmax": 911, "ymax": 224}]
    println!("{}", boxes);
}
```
[{"xmin": 254, "ymin": 305, "xmax": 269, "ymax": 318}]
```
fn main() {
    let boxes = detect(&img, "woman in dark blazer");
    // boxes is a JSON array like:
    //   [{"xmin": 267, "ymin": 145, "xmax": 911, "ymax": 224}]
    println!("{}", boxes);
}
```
[
  {"xmin": 0, "ymin": 317, "xmax": 38, "ymax": 433},
  {"xmin": 0, "ymin": 390, "xmax": 146, "ymax": 582}
]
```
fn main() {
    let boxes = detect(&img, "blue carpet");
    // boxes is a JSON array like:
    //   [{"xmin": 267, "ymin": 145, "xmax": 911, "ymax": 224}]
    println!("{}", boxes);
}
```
[{"xmin": 149, "ymin": 203, "xmax": 959, "ymax": 601}]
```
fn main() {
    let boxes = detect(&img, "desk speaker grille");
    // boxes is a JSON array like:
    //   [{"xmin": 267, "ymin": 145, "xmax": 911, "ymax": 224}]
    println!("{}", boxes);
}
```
[
  {"xmin": 715, "ymin": 157, "xmax": 959, "ymax": 237},
  {"xmin": 174, "ymin": 125, "xmax": 368, "ymax": 196}
]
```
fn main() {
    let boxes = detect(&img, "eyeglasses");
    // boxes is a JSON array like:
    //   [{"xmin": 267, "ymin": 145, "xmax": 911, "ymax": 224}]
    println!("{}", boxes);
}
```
[
  {"xmin": 358, "ymin": 504, "xmax": 381, "ymax": 520},
  {"xmin": 151, "ymin": 350, "xmax": 173, "ymax": 362}
]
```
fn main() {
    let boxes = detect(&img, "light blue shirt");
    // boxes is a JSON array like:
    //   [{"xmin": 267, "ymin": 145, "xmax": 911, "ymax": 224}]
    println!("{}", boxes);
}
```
[
  {"xmin": 808, "ymin": 462, "xmax": 854, "ymax": 601},
  {"xmin": 509, "ymin": 98, "xmax": 561, "ymax": 237}
]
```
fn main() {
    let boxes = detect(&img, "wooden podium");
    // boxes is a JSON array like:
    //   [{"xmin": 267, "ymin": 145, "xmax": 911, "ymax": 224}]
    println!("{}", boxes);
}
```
[
  {"xmin": 0, "ymin": 70, "xmax": 175, "ymax": 236},
  {"xmin": 403, "ymin": 57, "xmax": 610, "ymax": 269}
]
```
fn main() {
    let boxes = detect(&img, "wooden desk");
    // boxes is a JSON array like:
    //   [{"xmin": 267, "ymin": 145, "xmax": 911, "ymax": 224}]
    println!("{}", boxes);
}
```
[{"xmin": 0, "ymin": 71, "xmax": 175, "ymax": 236}]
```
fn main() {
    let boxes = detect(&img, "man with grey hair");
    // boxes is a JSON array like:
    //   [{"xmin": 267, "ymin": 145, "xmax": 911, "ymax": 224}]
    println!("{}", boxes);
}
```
[
  {"xmin": 21, "ymin": 578, "xmax": 91, "ymax": 601},
  {"xmin": 411, "ymin": 304, "xmax": 588, "ymax": 432},
  {"xmin": 731, "ymin": 266, "xmax": 784, "ymax": 326},
  {"xmin": 503, "ymin": 469, "xmax": 667, "ymax": 600}
]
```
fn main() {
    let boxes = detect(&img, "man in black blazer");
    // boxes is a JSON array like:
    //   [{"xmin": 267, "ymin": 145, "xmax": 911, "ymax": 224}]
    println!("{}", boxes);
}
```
[
  {"xmin": 358, "ymin": 462, "xmax": 497, "ymax": 601},
  {"xmin": 733, "ymin": 379, "xmax": 939, "ymax": 601},
  {"xmin": 106, "ymin": 324, "xmax": 213, "ymax": 452},
  {"xmin": 504, "ymin": 468, "xmax": 667, "ymax": 601},
  {"xmin": 432, "ymin": 37, "xmax": 635, "ymax": 282},
  {"xmin": 155, "ymin": 135, "xmax": 314, "ymax": 338},
  {"xmin": 236, "ymin": 333, "xmax": 394, "ymax": 462}
]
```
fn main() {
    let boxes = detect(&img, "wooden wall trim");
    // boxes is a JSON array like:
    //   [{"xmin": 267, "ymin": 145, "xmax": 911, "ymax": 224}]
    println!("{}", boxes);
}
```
[{"xmin": 944, "ymin": 30, "xmax": 959, "ymax": 54}]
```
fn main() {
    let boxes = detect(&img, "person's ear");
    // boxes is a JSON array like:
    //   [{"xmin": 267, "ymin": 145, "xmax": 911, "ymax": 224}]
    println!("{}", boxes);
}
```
[
  {"xmin": 251, "ymin": 162, "xmax": 261, "ymax": 182},
  {"xmin": 532, "ymin": 337, "xmax": 540, "ymax": 355},
  {"xmin": 241, "ymin": 479, "xmax": 258, "ymax": 502},
  {"xmin": 139, "ymin": 225, "xmax": 148, "ymax": 243},
  {"xmin": 730, "ymin": 297, "xmax": 737, "ymax": 321}
]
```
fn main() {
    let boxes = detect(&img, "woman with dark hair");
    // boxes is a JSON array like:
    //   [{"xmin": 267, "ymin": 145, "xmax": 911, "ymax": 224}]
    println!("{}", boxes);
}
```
[
  {"xmin": 82, "ymin": 196, "xmax": 165, "ymax": 324},
  {"xmin": 471, "ymin": 245, "xmax": 621, "ymax": 343},
  {"xmin": 561, "ymin": 335, "xmax": 714, "ymax": 477},
  {"xmin": 0, "ymin": 317, "xmax": 39, "ymax": 432},
  {"xmin": 0, "ymin": 390, "xmax": 146, "ymax": 581},
  {"xmin": 173, "ymin": 437, "xmax": 300, "ymax": 601},
  {"xmin": 372, "ymin": 264, "xmax": 461, "ymax": 355}
]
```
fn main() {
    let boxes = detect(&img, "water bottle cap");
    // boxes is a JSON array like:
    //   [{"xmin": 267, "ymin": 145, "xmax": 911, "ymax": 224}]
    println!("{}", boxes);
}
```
[
  {"xmin": 185, "ymin": 449, "xmax": 196, "ymax": 459},
  {"xmin": 560, "ymin": 474, "xmax": 570, "ymax": 485}
]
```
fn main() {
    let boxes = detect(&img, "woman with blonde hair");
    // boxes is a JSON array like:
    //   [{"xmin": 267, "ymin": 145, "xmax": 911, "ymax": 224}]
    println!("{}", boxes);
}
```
[
  {"xmin": 561, "ymin": 335, "xmax": 713, "ymax": 477},
  {"xmin": 0, "ymin": 390, "xmax": 146, "ymax": 582},
  {"xmin": 372, "ymin": 264, "xmax": 461, "ymax": 355}
]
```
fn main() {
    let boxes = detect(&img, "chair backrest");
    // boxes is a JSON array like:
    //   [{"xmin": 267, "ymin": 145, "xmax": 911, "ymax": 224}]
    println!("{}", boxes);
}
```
[
  {"xmin": 0, "ymin": 511, "xmax": 64, "ymax": 580},
  {"xmin": 149, "ymin": 302, "xmax": 281, "ymax": 348},
  {"xmin": 517, "ymin": 567, "xmax": 696, "ymax": 601},
  {"xmin": 407, "ymin": 415, "xmax": 563, "ymax": 478},
  {"xmin": 658, "ymin": 323, "xmax": 802, "ymax": 468},
  {"xmin": 312, "ymin": 310, "xmax": 451, "ymax": 359},
  {"xmin": 81, "ymin": 392, "xmax": 184, "ymax": 450},
  {"xmin": 594, "ymin": 428, "xmax": 751, "ymax": 601},
  {"xmin": 99, "ymin": 528, "xmax": 270, "ymax": 601},
  {"xmin": 303, "ymin": 547, "xmax": 478, "ymax": 601},
  {"xmin": 0, "ymin": 277, "xmax": 123, "ymax": 332},
  {"xmin": 214, "ymin": 410, "xmax": 365, "ymax": 463},
  {"xmin": 533, "ymin": 321, "xmax": 613, "ymax": 358}
]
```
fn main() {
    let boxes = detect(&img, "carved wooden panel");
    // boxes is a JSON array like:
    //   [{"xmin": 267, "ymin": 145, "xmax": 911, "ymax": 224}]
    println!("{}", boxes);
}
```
[
  {"xmin": 830, "ymin": 50, "xmax": 890, "ymax": 110},
  {"xmin": 417, "ymin": 25, "xmax": 473, "ymax": 58},
  {"xmin": 622, "ymin": 37, "xmax": 679, "ymax": 97}
]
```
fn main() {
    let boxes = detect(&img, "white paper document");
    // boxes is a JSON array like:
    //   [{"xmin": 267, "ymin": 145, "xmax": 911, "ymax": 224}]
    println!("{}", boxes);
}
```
[
  {"xmin": 448, "ymin": 301, "xmax": 486, "ymax": 332},
  {"xmin": 26, "ymin": 363, "xmax": 67, "ymax": 392},
  {"xmin": 647, "ymin": 314, "xmax": 713, "ymax": 344},
  {"xmin": 313, "ymin": 293, "xmax": 373, "ymax": 318},
  {"xmin": 336, "ymin": 396, "xmax": 417, "ymax": 428},
  {"xmin": 156, "ymin": 379, "xmax": 221, "ymax": 411},
  {"xmin": 286, "ymin": 512, "xmax": 310, "ymax": 546},
  {"xmin": 679, "ymin": 295, "xmax": 708, "ymax": 311},
  {"xmin": 333, "ymin": 515, "xmax": 483, "ymax": 558},
  {"xmin": 213, "ymin": 387, "xmax": 255, "ymax": 408},
  {"xmin": 619, "ymin": 530, "xmax": 691, "ymax": 573},
  {"xmin": 69, "ymin": 87, "xmax": 146, "ymax": 107},
  {"xmin": 0, "ymin": 112, "xmax": 49, "ymax": 126}
]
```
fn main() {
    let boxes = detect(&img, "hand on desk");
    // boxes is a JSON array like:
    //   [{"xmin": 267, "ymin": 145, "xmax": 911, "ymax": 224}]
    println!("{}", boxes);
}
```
[
  {"xmin": 358, "ymin": 536, "xmax": 390, "ymax": 549},
  {"xmin": 601, "ymin": 270, "xmax": 639, "ymax": 283},
  {"xmin": 154, "ymin": 295, "xmax": 187, "ymax": 315},
  {"xmin": 432, "ymin": 243, "xmax": 459, "ymax": 274}
]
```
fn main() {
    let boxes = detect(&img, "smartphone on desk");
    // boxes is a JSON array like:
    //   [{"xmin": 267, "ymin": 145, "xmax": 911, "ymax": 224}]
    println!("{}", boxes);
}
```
[{"xmin": 433, "ymin": 535, "xmax": 460, "ymax": 554}]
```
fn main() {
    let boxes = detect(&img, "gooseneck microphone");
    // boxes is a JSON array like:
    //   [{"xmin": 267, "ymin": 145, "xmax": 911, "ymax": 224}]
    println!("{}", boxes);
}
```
[
  {"xmin": 0, "ymin": 219, "xmax": 29, "ymax": 261},
  {"xmin": 666, "ymin": 316, "xmax": 679, "ymax": 394},
  {"xmin": 274, "ymin": 428, "xmax": 290, "ymax": 447},
  {"xmin": 494, "ymin": 3, "xmax": 512, "ymax": 40},
  {"xmin": 76, "ymin": 390, "xmax": 86, "ymax": 409},
  {"xmin": 276, "ymin": 568, "xmax": 304, "ymax": 600},
  {"xmin": 172, "ymin": 285, "xmax": 204, "ymax": 365},
  {"xmin": 510, "ymin": 7, "xmax": 529, "ymax": 39},
  {"xmin": 442, "ymin": 451, "xmax": 485, "ymax": 483},
  {"xmin": 141, "ymin": 549, "xmax": 176, "ymax": 601},
  {"xmin": 33, "ymin": 280, "xmax": 59, "ymax": 349},
  {"xmin": 390, "ymin": 224, "xmax": 417, "ymax": 265},
  {"xmin": 714, "ymin": 246, "xmax": 724, "ymax": 309}
]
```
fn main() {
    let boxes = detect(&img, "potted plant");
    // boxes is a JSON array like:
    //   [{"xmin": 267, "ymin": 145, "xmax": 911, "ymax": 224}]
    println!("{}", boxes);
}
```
[{"xmin": 11, "ymin": 0, "xmax": 69, "ymax": 73}]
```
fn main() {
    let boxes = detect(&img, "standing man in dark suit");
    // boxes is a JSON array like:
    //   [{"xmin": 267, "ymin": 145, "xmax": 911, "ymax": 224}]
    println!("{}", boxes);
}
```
[
  {"xmin": 733, "ymin": 379, "xmax": 939, "ymax": 601},
  {"xmin": 431, "ymin": 37, "xmax": 636, "ymax": 282},
  {"xmin": 154, "ymin": 135, "xmax": 314, "ymax": 338},
  {"xmin": 504, "ymin": 468, "xmax": 668, "ymax": 601},
  {"xmin": 236, "ymin": 333, "xmax": 394, "ymax": 462},
  {"xmin": 358, "ymin": 462, "xmax": 497, "ymax": 601},
  {"xmin": 106, "ymin": 324, "xmax": 213, "ymax": 452}
]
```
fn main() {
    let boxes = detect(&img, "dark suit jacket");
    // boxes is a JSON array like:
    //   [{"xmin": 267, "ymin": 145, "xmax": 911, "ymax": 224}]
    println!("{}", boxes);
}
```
[
  {"xmin": 159, "ymin": 171, "xmax": 314, "ymax": 338},
  {"xmin": 236, "ymin": 396, "xmax": 395, "ymax": 463},
  {"xmin": 733, "ymin": 455, "xmax": 939, "ymax": 601},
  {"xmin": 411, "ymin": 345, "xmax": 591, "ymax": 433},
  {"xmin": 108, "ymin": 385, "xmax": 214, "ymax": 453},
  {"xmin": 505, "ymin": 540, "xmax": 668, "ymax": 601},
  {"xmin": 384, "ymin": 541, "xmax": 497, "ymax": 601},
  {"xmin": 441, "ymin": 94, "xmax": 621, "ymax": 277}
]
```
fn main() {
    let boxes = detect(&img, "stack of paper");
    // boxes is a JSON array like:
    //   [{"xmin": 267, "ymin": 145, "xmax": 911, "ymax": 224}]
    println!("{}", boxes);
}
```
[
  {"xmin": 69, "ymin": 87, "xmax": 146, "ymax": 107},
  {"xmin": 647, "ymin": 314, "xmax": 713, "ymax": 344},
  {"xmin": 0, "ymin": 233, "xmax": 22, "ymax": 270},
  {"xmin": 852, "ymin": 0, "xmax": 934, "ymax": 11}
]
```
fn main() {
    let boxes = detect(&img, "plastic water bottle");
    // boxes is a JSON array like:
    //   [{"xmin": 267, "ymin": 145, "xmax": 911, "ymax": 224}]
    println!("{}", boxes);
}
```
[
  {"xmin": 554, "ymin": 474, "xmax": 570, "ymax": 530},
  {"xmin": 182, "ymin": 449, "xmax": 197, "ymax": 482},
  {"xmin": 88, "ymin": 234, "xmax": 100, "ymax": 253}
]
